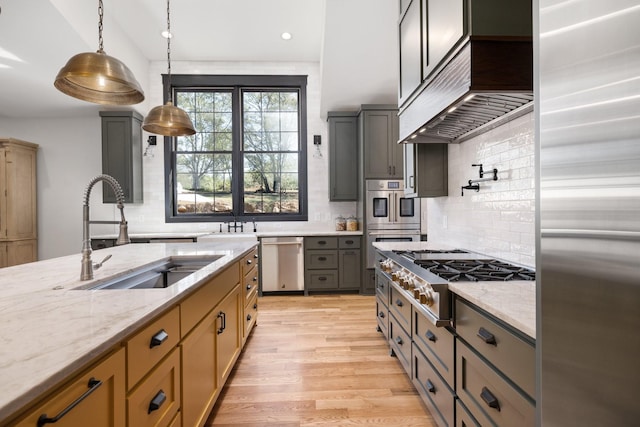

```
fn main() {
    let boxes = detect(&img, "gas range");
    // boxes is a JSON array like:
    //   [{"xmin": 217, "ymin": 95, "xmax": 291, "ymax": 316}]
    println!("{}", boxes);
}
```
[{"xmin": 376, "ymin": 248, "xmax": 535, "ymax": 327}]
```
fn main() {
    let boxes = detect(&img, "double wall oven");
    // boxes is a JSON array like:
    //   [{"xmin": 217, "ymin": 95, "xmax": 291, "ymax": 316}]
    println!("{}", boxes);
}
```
[{"xmin": 365, "ymin": 179, "xmax": 420, "ymax": 269}]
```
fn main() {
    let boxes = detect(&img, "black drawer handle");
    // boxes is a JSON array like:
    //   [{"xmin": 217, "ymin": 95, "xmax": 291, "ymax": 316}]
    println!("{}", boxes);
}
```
[
  {"xmin": 345, "ymin": 239, "xmax": 354, "ymax": 244},
  {"xmin": 426, "ymin": 330, "xmax": 437, "ymax": 342},
  {"xmin": 480, "ymin": 387, "xmax": 500, "ymax": 411},
  {"xmin": 150, "ymin": 329, "xmax": 169, "ymax": 349},
  {"xmin": 318, "ymin": 240, "xmax": 327, "ymax": 245},
  {"xmin": 148, "ymin": 390, "xmax": 167, "ymax": 414},
  {"xmin": 253, "ymin": 303, "xmax": 258, "ymax": 309},
  {"xmin": 217, "ymin": 311, "xmax": 226, "ymax": 334},
  {"xmin": 395, "ymin": 299, "xmax": 403, "ymax": 307},
  {"xmin": 426, "ymin": 379, "xmax": 436, "ymax": 394},
  {"xmin": 477, "ymin": 327, "xmax": 497, "ymax": 345},
  {"xmin": 318, "ymin": 256, "xmax": 327, "ymax": 261},
  {"xmin": 318, "ymin": 276, "xmax": 327, "ymax": 281},
  {"xmin": 395, "ymin": 336, "xmax": 403, "ymax": 345},
  {"xmin": 247, "ymin": 314, "xmax": 252, "ymax": 321},
  {"xmin": 246, "ymin": 284, "xmax": 252, "ymax": 290},
  {"xmin": 378, "ymin": 311, "xmax": 385, "ymax": 319},
  {"xmin": 37, "ymin": 378, "xmax": 102, "ymax": 426},
  {"xmin": 246, "ymin": 259, "xmax": 252, "ymax": 265}
]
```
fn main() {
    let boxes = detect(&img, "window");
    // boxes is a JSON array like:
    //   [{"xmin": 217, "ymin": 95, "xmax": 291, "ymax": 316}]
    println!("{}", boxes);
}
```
[{"xmin": 163, "ymin": 75, "xmax": 308, "ymax": 222}]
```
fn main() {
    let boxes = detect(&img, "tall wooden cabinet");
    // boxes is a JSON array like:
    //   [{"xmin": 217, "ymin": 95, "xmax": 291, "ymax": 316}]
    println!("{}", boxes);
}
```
[{"xmin": 0, "ymin": 138, "xmax": 38, "ymax": 267}]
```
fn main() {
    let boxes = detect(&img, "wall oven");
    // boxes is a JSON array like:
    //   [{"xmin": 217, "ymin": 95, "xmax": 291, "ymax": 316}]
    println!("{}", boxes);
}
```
[{"xmin": 366, "ymin": 179, "xmax": 420, "ymax": 229}]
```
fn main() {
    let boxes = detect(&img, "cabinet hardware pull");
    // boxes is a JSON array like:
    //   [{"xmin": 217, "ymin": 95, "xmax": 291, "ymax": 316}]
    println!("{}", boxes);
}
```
[
  {"xmin": 426, "ymin": 379, "xmax": 436, "ymax": 394},
  {"xmin": 253, "ymin": 303, "xmax": 258, "ymax": 309},
  {"xmin": 477, "ymin": 327, "xmax": 497, "ymax": 345},
  {"xmin": 396, "ymin": 299, "xmax": 403, "ymax": 307},
  {"xmin": 378, "ymin": 311, "xmax": 385, "ymax": 318},
  {"xmin": 426, "ymin": 330, "xmax": 437, "ymax": 342},
  {"xmin": 318, "ymin": 256, "xmax": 327, "ymax": 261},
  {"xmin": 318, "ymin": 241, "xmax": 327, "ymax": 245},
  {"xmin": 395, "ymin": 336, "xmax": 403, "ymax": 345},
  {"xmin": 246, "ymin": 259, "xmax": 252, "ymax": 265},
  {"xmin": 247, "ymin": 314, "xmax": 252, "ymax": 321},
  {"xmin": 148, "ymin": 390, "xmax": 167, "ymax": 414},
  {"xmin": 217, "ymin": 311, "xmax": 226, "ymax": 334},
  {"xmin": 346, "ymin": 240, "xmax": 353, "ymax": 244},
  {"xmin": 253, "ymin": 276, "xmax": 258, "ymax": 282},
  {"xmin": 37, "ymin": 378, "xmax": 102, "ymax": 426},
  {"xmin": 149, "ymin": 329, "xmax": 169, "ymax": 349},
  {"xmin": 319, "ymin": 276, "xmax": 327, "ymax": 281},
  {"xmin": 254, "ymin": 254, "xmax": 259, "ymax": 259},
  {"xmin": 480, "ymin": 387, "xmax": 500, "ymax": 411},
  {"xmin": 247, "ymin": 284, "xmax": 252, "ymax": 290}
]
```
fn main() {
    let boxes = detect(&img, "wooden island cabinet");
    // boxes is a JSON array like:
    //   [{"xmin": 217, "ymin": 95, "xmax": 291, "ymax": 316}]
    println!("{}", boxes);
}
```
[{"xmin": 6, "ymin": 247, "xmax": 258, "ymax": 427}]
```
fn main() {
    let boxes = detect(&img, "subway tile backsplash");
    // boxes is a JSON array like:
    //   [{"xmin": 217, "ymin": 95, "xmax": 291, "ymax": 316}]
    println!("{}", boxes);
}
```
[{"xmin": 426, "ymin": 112, "xmax": 535, "ymax": 267}]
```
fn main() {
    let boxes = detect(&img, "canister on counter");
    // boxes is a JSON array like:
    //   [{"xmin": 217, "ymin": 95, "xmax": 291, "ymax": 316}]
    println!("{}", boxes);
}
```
[
  {"xmin": 346, "ymin": 216, "xmax": 359, "ymax": 231},
  {"xmin": 335, "ymin": 215, "xmax": 346, "ymax": 231}
]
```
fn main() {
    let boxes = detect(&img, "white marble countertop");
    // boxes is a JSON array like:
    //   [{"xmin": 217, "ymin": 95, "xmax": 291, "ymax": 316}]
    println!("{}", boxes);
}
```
[
  {"xmin": 373, "ymin": 241, "xmax": 536, "ymax": 339},
  {"xmin": 0, "ymin": 241, "xmax": 256, "ymax": 423}
]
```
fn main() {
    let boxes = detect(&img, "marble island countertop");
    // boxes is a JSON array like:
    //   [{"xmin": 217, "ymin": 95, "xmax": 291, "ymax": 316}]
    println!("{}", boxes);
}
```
[
  {"xmin": 0, "ymin": 240, "xmax": 257, "ymax": 423},
  {"xmin": 372, "ymin": 241, "xmax": 536, "ymax": 339}
]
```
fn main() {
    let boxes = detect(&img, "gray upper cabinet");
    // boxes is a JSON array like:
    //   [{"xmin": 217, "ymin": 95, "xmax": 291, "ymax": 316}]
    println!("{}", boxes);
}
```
[
  {"xmin": 398, "ymin": 0, "xmax": 423, "ymax": 105},
  {"xmin": 100, "ymin": 111, "xmax": 143, "ymax": 204},
  {"xmin": 360, "ymin": 105, "xmax": 402, "ymax": 179},
  {"xmin": 403, "ymin": 143, "xmax": 448, "ymax": 197},
  {"xmin": 328, "ymin": 112, "xmax": 358, "ymax": 201}
]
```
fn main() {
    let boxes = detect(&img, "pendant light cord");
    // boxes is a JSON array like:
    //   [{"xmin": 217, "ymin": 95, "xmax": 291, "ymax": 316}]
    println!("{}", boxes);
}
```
[
  {"xmin": 166, "ymin": 0, "xmax": 173, "ymax": 103},
  {"xmin": 98, "ymin": 0, "xmax": 104, "ymax": 53}
]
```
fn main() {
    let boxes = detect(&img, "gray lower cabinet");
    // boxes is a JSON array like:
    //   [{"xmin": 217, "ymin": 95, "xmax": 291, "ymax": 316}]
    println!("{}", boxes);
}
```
[
  {"xmin": 100, "ymin": 111, "xmax": 143, "ymax": 203},
  {"xmin": 328, "ymin": 112, "xmax": 358, "ymax": 201},
  {"xmin": 404, "ymin": 143, "xmax": 448, "ymax": 198},
  {"xmin": 413, "ymin": 343, "xmax": 455, "ymax": 427},
  {"xmin": 304, "ymin": 236, "xmax": 361, "ymax": 292}
]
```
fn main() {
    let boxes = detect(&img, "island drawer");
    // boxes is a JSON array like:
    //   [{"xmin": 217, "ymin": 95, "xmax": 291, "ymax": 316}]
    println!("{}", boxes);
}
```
[
  {"xmin": 376, "ymin": 297, "xmax": 389, "ymax": 339},
  {"xmin": 244, "ymin": 293, "xmax": 258, "ymax": 338},
  {"xmin": 305, "ymin": 236, "xmax": 338, "ymax": 250},
  {"xmin": 389, "ymin": 312, "xmax": 412, "ymax": 376},
  {"xmin": 243, "ymin": 265, "xmax": 258, "ymax": 304},
  {"xmin": 412, "ymin": 343, "xmax": 454, "ymax": 427},
  {"xmin": 455, "ymin": 298, "xmax": 535, "ymax": 398},
  {"xmin": 389, "ymin": 285, "xmax": 412, "ymax": 335},
  {"xmin": 413, "ymin": 307, "xmax": 455, "ymax": 388},
  {"xmin": 456, "ymin": 340, "xmax": 534, "ymax": 427},
  {"xmin": 127, "ymin": 306, "xmax": 180, "ymax": 389},
  {"xmin": 127, "ymin": 348, "xmax": 180, "ymax": 427},
  {"xmin": 375, "ymin": 270, "xmax": 390, "ymax": 306},
  {"xmin": 241, "ymin": 247, "xmax": 258, "ymax": 272}
]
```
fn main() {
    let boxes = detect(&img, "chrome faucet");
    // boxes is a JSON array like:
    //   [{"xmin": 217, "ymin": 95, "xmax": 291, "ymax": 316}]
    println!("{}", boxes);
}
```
[{"xmin": 81, "ymin": 174, "xmax": 130, "ymax": 280}]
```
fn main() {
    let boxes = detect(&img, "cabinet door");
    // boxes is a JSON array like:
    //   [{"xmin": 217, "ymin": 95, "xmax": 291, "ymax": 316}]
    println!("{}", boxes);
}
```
[
  {"xmin": 0, "ymin": 242, "xmax": 7, "ymax": 268},
  {"xmin": 399, "ymin": 0, "xmax": 423, "ymax": 105},
  {"xmin": 180, "ymin": 310, "xmax": 218, "ymax": 427},
  {"xmin": 328, "ymin": 114, "xmax": 358, "ymax": 201},
  {"xmin": 363, "ymin": 110, "xmax": 401, "ymax": 178},
  {"xmin": 338, "ymin": 249, "xmax": 361, "ymax": 290},
  {"xmin": 216, "ymin": 286, "xmax": 242, "ymax": 385},
  {"xmin": 15, "ymin": 348, "xmax": 125, "ymax": 427},
  {"xmin": 403, "ymin": 143, "xmax": 416, "ymax": 196},
  {"xmin": 424, "ymin": 0, "xmax": 465, "ymax": 80},
  {"xmin": 2, "ymin": 144, "xmax": 37, "ymax": 240},
  {"xmin": 6, "ymin": 239, "xmax": 37, "ymax": 267},
  {"xmin": 410, "ymin": 143, "xmax": 448, "ymax": 198}
]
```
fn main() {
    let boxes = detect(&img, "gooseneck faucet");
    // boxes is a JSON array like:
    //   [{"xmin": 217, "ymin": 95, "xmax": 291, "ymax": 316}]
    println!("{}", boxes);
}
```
[{"xmin": 81, "ymin": 174, "xmax": 130, "ymax": 280}]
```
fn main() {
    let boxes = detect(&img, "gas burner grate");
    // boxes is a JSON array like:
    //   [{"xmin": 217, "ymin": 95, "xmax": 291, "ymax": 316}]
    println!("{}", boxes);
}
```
[{"xmin": 415, "ymin": 259, "xmax": 535, "ymax": 282}]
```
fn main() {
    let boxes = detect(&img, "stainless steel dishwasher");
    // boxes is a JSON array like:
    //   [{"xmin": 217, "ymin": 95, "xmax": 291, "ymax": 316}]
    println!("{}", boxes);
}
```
[{"xmin": 260, "ymin": 237, "xmax": 304, "ymax": 292}]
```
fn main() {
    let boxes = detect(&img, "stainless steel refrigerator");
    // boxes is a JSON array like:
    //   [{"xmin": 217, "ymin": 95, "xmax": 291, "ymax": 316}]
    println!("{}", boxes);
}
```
[{"xmin": 537, "ymin": 1, "xmax": 640, "ymax": 425}]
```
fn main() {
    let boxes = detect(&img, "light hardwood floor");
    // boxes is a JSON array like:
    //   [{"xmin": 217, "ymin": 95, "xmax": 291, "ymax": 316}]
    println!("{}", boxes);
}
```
[{"xmin": 205, "ymin": 294, "xmax": 436, "ymax": 426}]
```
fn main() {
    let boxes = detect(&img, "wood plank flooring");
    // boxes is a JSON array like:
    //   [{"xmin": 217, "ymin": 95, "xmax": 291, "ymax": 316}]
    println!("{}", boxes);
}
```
[{"xmin": 205, "ymin": 294, "xmax": 436, "ymax": 426}]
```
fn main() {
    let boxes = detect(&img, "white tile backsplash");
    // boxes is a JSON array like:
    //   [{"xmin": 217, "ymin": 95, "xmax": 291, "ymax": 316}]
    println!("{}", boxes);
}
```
[{"xmin": 427, "ymin": 111, "xmax": 535, "ymax": 267}]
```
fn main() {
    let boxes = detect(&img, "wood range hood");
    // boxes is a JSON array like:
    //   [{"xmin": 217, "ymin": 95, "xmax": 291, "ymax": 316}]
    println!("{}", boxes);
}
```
[{"xmin": 398, "ymin": 36, "xmax": 533, "ymax": 143}]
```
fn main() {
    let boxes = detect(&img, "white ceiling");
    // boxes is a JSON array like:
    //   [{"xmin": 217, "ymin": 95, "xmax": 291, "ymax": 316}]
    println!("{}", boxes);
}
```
[{"xmin": 0, "ymin": 0, "xmax": 398, "ymax": 119}]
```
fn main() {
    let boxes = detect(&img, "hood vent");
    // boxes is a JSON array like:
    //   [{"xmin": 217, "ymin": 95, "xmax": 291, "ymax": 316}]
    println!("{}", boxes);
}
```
[{"xmin": 399, "ymin": 38, "xmax": 533, "ymax": 143}]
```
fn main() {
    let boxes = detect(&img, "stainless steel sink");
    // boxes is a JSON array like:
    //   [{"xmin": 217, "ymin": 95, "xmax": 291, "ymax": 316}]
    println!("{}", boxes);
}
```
[{"xmin": 74, "ymin": 255, "xmax": 224, "ymax": 290}]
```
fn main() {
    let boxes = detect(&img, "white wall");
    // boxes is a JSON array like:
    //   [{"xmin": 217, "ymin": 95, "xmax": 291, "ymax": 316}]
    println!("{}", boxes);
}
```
[
  {"xmin": 427, "ymin": 112, "xmax": 535, "ymax": 267},
  {"xmin": 1, "ymin": 61, "xmax": 357, "ymax": 260}
]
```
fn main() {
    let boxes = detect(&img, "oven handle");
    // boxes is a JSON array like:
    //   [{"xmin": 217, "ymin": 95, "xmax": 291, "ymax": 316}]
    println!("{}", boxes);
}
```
[{"xmin": 367, "ymin": 231, "xmax": 420, "ymax": 237}]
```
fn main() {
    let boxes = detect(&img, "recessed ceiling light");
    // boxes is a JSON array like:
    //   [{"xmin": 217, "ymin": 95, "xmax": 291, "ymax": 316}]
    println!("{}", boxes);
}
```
[
  {"xmin": 161, "ymin": 30, "xmax": 172, "ymax": 39},
  {"xmin": 281, "ymin": 32, "xmax": 292, "ymax": 40}
]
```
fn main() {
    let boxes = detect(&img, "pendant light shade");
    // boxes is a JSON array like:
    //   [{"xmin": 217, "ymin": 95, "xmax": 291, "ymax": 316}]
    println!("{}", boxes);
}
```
[
  {"xmin": 143, "ymin": 101, "xmax": 196, "ymax": 136},
  {"xmin": 54, "ymin": 50, "xmax": 145, "ymax": 105},
  {"xmin": 142, "ymin": 0, "xmax": 196, "ymax": 136},
  {"xmin": 54, "ymin": 1, "xmax": 144, "ymax": 105}
]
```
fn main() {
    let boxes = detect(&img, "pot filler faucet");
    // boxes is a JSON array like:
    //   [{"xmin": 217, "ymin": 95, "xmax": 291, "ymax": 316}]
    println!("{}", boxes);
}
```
[{"xmin": 81, "ymin": 174, "xmax": 130, "ymax": 280}]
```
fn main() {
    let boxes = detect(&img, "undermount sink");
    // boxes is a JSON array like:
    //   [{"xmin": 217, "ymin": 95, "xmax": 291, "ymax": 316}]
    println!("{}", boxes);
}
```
[{"xmin": 74, "ymin": 255, "xmax": 224, "ymax": 290}]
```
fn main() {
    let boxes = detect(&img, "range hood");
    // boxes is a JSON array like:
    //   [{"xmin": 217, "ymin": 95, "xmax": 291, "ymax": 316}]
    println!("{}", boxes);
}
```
[{"xmin": 398, "ymin": 37, "xmax": 533, "ymax": 143}]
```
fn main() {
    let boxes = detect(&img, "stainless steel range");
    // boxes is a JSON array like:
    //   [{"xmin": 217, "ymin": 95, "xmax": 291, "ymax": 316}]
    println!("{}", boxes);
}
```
[{"xmin": 377, "ymin": 249, "xmax": 535, "ymax": 326}]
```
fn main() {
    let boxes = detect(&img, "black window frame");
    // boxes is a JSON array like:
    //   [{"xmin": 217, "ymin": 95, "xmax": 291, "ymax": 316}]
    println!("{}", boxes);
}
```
[{"xmin": 162, "ymin": 74, "xmax": 308, "ymax": 223}]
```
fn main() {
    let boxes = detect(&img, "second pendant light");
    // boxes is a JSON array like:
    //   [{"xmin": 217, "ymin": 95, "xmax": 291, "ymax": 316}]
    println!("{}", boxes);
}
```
[{"xmin": 143, "ymin": 0, "xmax": 196, "ymax": 137}]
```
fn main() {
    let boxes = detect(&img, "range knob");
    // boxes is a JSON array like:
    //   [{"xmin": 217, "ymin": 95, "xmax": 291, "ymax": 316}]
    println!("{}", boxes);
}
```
[
  {"xmin": 420, "ymin": 289, "xmax": 435, "ymax": 307},
  {"xmin": 391, "ymin": 271, "xmax": 400, "ymax": 282}
]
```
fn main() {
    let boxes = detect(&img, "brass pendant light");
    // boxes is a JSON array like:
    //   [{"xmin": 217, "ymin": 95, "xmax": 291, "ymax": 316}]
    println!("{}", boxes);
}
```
[
  {"xmin": 142, "ymin": 0, "xmax": 196, "ymax": 136},
  {"xmin": 54, "ymin": 0, "xmax": 144, "ymax": 105}
]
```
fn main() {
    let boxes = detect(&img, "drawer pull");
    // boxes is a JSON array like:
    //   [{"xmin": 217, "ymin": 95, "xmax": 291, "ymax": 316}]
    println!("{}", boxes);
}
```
[
  {"xmin": 477, "ymin": 327, "xmax": 497, "ymax": 345},
  {"xmin": 150, "ymin": 329, "xmax": 169, "ymax": 349},
  {"xmin": 246, "ymin": 259, "xmax": 252, "ymax": 265},
  {"xmin": 480, "ymin": 387, "xmax": 501, "ymax": 411},
  {"xmin": 345, "ymin": 239, "xmax": 354, "ymax": 244},
  {"xmin": 395, "ymin": 299, "xmax": 404, "ymax": 307},
  {"xmin": 318, "ymin": 276, "xmax": 327, "ymax": 281},
  {"xmin": 318, "ymin": 240, "xmax": 327, "ymax": 245},
  {"xmin": 253, "ymin": 276, "xmax": 258, "ymax": 282},
  {"xmin": 378, "ymin": 311, "xmax": 385, "ymax": 319},
  {"xmin": 426, "ymin": 330, "xmax": 437, "ymax": 342},
  {"xmin": 395, "ymin": 336, "xmax": 403, "ymax": 345},
  {"xmin": 37, "ymin": 378, "xmax": 102, "ymax": 426},
  {"xmin": 318, "ymin": 256, "xmax": 327, "ymax": 261},
  {"xmin": 254, "ymin": 253, "xmax": 259, "ymax": 259},
  {"xmin": 247, "ymin": 284, "xmax": 252, "ymax": 290},
  {"xmin": 426, "ymin": 379, "xmax": 436, "ymax": 394},
  {"xmin": 247, "ymin": 314, "xmax": 252, "ymax": 321},
  {"xmin": 148, "ymin": 390, "xmax": 167, "ymax": 414},
  {"xmin": 253, "ymin": 303, "xmax": 258, "ymax": 310}
]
